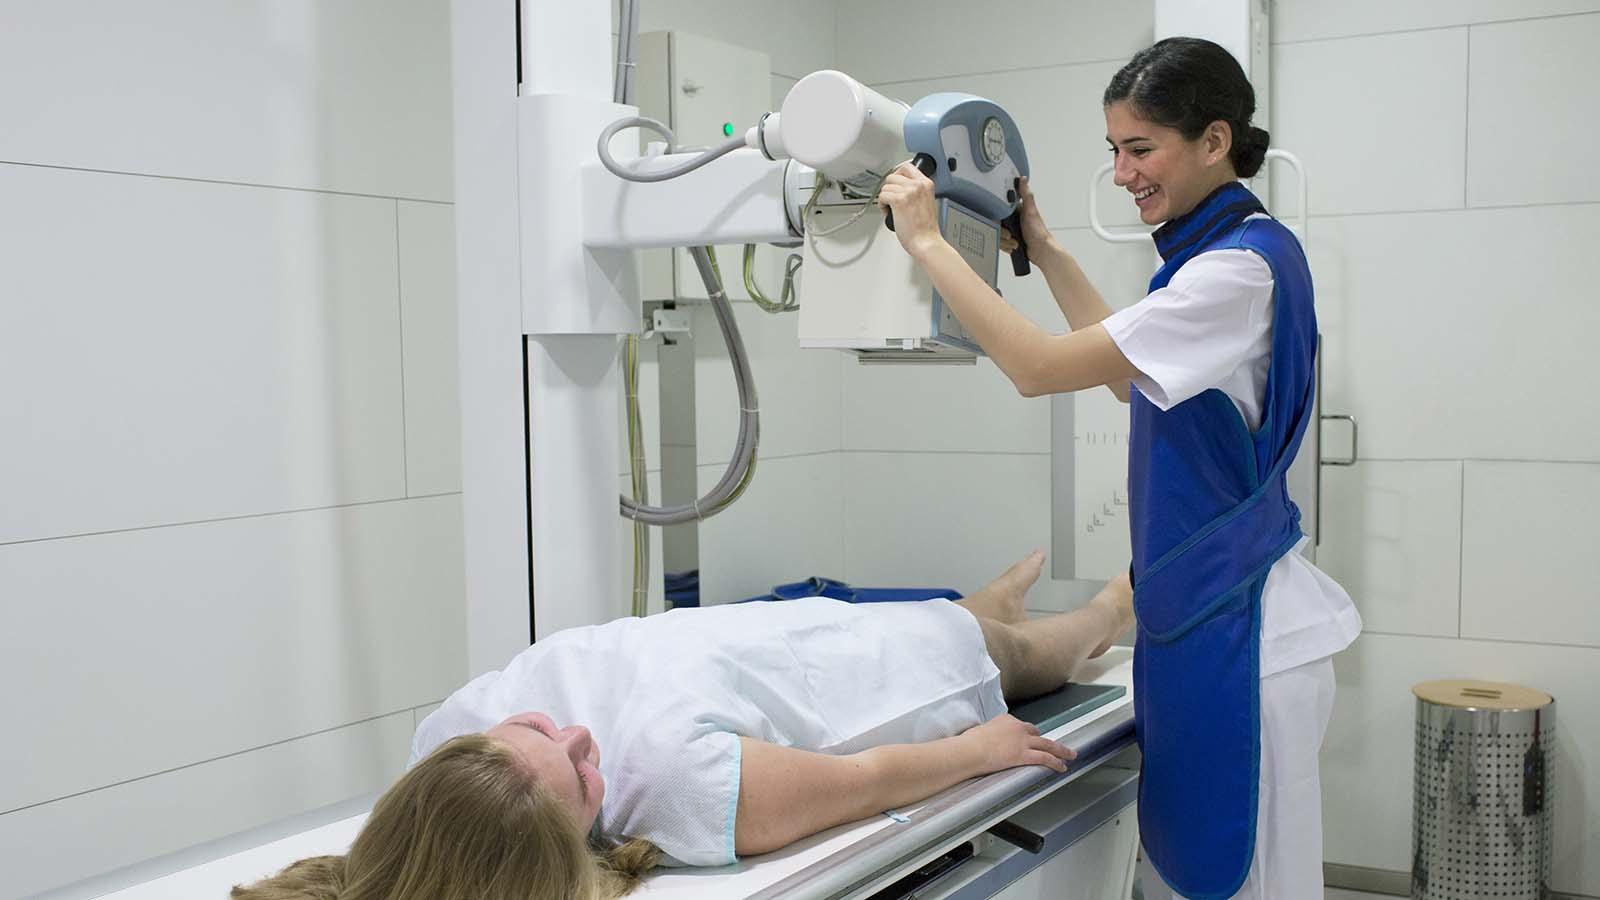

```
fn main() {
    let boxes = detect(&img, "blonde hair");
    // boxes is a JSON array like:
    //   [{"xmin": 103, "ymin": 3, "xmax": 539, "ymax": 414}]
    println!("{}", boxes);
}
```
[{"xmin": 232, "ymin": 734, "xmax": 661, "ymax": 900}]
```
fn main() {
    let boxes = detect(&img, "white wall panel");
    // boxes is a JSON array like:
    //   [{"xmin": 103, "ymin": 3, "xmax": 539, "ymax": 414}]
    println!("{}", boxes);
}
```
[
  {"xmin": 398, "ymin": 201, "xmax": 463, "ymax": 496},
  {"xmin": 1468, "ymin": 14, "xmax": 1600, "ymax": 208},
  {"xmin": 1461, "ymin": 461, "xmax": 1600, "ymax": 647},
  {"xmin": 0, "ymin": 496, "xmax": 465, "ymax": 813},
  {"xmin": 696, "ymin": 453, "xmax": 844, "ymax": 606},
  {"xmin": 0, "ymin": 165, "xmax": 407, "ymax": 544},
  {"xmin": 634, "ymin": 0, "xmax": 836, "ymax": 78},
  {"xmin": 842, "ymin": 452, "xmax": 1082, "ymax": 605},
  {"xmin": 0, "ymin": 0, "xmax": 453, "ymax": 200},
  {"xmin": 0, "ymin": 712, "xmax": 412, "ymax": 899},
  {"xmin": 694, "ymin": 303, "xmax": 843, "ymax": 466},
  {"xmin": 1052, "ymin": 226, "xmax": 1159, "ymax": 311},
  {"xmin": 1275, "ymin": 0, "xmax": 1600, "ymax": 44},
  {"xmin": 843, "ymin": 359, "xmax": 1047, "ymax": 453},
  {"xmin": 1321, "ymin": 633, "xmax": 1598, "ymax": 895},
  {"xmin": 773, "ymin": 74, "xmax": 798, "ymax": 108},
  {"xmin": 1306, "ymin": 205, "xmax": 1600, "ymax": 462},
  {"xmin": 872, "ymin": 65, "xmax": 1143, "ymax": 232},
  {"xmin": 837, "ymin": 0, "xmax": 1150, "ymax": 86},
  {"xmin": 1273, "ymin": 29, "xmax": 1467, "ymax": 217},
  {"xmin": 1317, "ymin": 461, "xmax": 1462, "ymax": 637}
]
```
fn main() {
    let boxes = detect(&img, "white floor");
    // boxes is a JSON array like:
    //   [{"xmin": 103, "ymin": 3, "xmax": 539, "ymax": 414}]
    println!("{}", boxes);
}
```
[{"xmin": 1134, "ymin": 881, "xmax": 1392, "ymax": 898}]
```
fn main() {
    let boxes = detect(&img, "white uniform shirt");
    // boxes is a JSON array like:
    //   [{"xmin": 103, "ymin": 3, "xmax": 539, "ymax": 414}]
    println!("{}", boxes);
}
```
[
  {"xmin": 410, "ymin": 598, "xmax": 1005, "ymax": 867},
  {"xmin": 1101, "ymin": 240, "xmax": 1362, "ymax": 676}
]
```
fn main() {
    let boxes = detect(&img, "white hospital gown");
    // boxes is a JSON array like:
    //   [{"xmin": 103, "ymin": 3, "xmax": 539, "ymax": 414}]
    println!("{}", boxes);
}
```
[{"xmin": 410, "ymin": 598, "xmax": 1005, "ymax": 867}]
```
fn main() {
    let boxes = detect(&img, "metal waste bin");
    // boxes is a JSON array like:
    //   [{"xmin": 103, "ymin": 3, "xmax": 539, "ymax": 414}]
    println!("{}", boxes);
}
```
[{"xmin": 1411, "ymin": 680, "xmax": 1555, "ymax": 899}]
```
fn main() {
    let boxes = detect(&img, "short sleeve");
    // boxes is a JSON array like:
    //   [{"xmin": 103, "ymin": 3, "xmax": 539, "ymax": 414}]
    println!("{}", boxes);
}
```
[
  {"xmin": 602, "ymin": 729, "xmax": 744, "ymax": 867},
  {"xmin": 1101, "ymin": 249, "xmax": 1274, "ymax": 410}
]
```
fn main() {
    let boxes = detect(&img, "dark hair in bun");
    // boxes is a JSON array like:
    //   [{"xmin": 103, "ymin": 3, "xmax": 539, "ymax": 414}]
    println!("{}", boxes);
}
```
[{"xmin": 1103, "ymin": 37, "xmax": 1270, "ymax": 178}]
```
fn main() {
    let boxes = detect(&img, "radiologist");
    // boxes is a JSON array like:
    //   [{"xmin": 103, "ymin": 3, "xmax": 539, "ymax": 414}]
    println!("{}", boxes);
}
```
[{"xmin": 877, "ymin": 37, "xmax": 1362, "ymax": 900}]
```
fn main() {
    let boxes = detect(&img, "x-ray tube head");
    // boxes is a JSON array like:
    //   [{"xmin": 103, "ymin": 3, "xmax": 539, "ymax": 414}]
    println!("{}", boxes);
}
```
[
  {"xmin": 792, "ymin": 85, "xmax": 1030, "ymax": 363},
  {"xmin": 778, "ymin": 70, "xmax": 909, "ymax": 189}
]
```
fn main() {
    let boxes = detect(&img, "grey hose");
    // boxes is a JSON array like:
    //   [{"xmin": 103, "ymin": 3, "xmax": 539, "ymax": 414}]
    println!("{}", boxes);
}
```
[
  {"xmin": 620, "ymin": 246, "xmax": 760, "ymax": 524},
  {"xmin": 613, "ymin": 0, "xmax": 639, "ymax": 105},
  {"xmin": 597, "ymin": 116, "xmax": 749, "ymax": 184},
  {"xmin": 601, "ymin": 91, "xmax": 762, "ymax": 524}
]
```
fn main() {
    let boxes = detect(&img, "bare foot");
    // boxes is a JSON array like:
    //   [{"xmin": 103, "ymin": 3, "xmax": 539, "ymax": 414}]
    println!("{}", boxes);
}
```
[
  {"xmin": 964, "ymin": 550, "xmax": 1044, "ymax": 624},
  {"xmin": 1000, "ymin": 550, "xmax": 1047, "ymax": 623},
  {"xmin": 1087, "ymin": 572, "xmax": 1134, "ymax": 658}
]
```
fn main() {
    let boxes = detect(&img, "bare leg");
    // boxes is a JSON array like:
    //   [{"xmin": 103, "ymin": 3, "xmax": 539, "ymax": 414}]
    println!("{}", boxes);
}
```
[
  {"xmin": 977, "ymin": 573, "xmax": 1133, "ymax": 702},
  {"xmin": 954, "ymin": 550, "xmax": 1043, "ymax": 625}
]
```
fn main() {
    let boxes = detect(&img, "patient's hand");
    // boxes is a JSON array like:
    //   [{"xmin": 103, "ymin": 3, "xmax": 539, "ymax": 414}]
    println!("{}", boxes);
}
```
[{"xmin": 962, "ymin": 714, "xmax": 1075, "ymax": 775}]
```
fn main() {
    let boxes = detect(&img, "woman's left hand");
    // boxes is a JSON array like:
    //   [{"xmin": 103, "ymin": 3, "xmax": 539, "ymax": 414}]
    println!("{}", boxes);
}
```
[{"xmin": 877, "ymin": 161, "xmax": 945, "ymax": 259}]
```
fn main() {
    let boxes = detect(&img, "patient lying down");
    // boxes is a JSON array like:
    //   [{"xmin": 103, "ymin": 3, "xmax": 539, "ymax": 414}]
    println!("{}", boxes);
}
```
[{"xmin": 234, "ymin": 553, "xmax": 1133, "ymax": 900}]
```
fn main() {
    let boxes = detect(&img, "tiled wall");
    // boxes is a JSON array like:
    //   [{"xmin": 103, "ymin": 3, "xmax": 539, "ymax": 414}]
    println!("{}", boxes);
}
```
[
  {"xmin": 0, "ymin": 1, "xmax": 846, "ymax": 892},
  {"xmin": 1273, "ymin": 4, "xmax": 1600, "ymax": 893},
  {"xmin": 0, "ymin": 1, "xmax": 462, "ymax": 894},
  {"xmin": 835, "ymin": 0, "xmax": 1600, "ymax": 895}
]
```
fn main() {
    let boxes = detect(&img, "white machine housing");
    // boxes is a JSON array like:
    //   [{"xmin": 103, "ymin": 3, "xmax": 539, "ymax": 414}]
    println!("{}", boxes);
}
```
[
  {"xmin": 797, "ymin": 197, "xmax": 989, "ymax": 361},
  {"xmin": 772, "ymin": 71, "xmax": 1024, "ymax": 362},
  {"xmin": 457, "ymin": 6, "xmax": 1033, "ymax": 660}
]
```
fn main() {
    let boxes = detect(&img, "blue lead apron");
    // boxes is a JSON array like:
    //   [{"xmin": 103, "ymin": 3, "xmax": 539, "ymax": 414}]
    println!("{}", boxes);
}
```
[{"xmin": 1128, "ymin": 183, "xmax": 1318, "ymax": 899}]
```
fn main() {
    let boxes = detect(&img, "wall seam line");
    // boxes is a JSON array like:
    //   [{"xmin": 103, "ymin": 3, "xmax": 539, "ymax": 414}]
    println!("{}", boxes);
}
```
[
  {"xmin": 395, "ymin": 198, "xmax": 412, "ymax": 496},
  {"xmin": 1360, "ymin": 628, "xmax": 1599, "ymax": 652},
  {"xmin": 1463, "ymin": 26, "xmax": 1472, "ymax": 209},
  {"xmin": 1457, "ymin": 460, "xmax": 1466, "ymax": 639},
  {"xmin": 867, "ymin": 55, "xmax": 1131, "ymax": 89},
  {"xmin": 0, "ymin": 159, "xmax": 452, "ymax": 205},
  {"xmin": 0, "ymin": 492, "xmax": 463, "ymax": 549},
  {"xmin": 0, "ymin": 707, "xmax": 417, "ymax": 818},
  {"xmin": 1273, "ymin": 9, "xmax": 1600, "ymax": 47}
]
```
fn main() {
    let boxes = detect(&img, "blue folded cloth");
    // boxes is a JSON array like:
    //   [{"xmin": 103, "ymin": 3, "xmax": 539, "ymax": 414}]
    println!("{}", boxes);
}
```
[
  {"xmin": 740, "ymin": 576, "xmax": 962, "ymax": 605},
  {"xmin": 665, "ymin": 569, "xmax": 700, "ymax": 608}
]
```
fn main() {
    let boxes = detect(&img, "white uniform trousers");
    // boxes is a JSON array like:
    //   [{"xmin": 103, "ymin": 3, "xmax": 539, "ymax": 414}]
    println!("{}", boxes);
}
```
[{"xmin": 1138, "ymin": 655, "xmax": 1338, "ymax": 899}]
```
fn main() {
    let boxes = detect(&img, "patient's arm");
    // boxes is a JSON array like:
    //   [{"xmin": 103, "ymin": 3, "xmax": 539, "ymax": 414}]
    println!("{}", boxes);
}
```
[{"xmin": 734, "ymin": 715, "xmax": 1073, "ymax": 856}]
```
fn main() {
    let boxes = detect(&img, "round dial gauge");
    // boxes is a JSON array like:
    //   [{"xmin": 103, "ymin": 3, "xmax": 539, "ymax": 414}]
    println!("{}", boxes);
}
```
[{"xmin": 980, "ymin": 117, "xmax": 1006, "ymax": 165}]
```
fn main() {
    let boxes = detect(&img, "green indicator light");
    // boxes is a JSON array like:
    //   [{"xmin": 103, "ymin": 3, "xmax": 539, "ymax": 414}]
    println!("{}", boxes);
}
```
[{"xmin": 723, "ymin": 122, "xmax": 735, "ymax": 137}]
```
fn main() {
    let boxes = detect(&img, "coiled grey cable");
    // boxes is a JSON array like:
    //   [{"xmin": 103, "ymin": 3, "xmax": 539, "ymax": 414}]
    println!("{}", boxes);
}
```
[
  {"xmin": 620, "ymin": 245, "xmax": 761, "ymax": 524},
  {"xmin": 598, "ymin": 117, "xmax": 761, "ymax": 524},
  {"xmin": 596, "ymin": 116, "xmax": 749, "ymax": 184}
]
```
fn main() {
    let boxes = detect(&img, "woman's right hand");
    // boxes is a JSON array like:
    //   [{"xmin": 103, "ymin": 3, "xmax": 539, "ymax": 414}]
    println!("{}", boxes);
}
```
[
  {"xmin": 963, "ymin": 714, "xmax": 1075, "ymax": 775},
  {"xmin": 999, "ymin": 176, "xmax": 1056, "ymax": 262}
]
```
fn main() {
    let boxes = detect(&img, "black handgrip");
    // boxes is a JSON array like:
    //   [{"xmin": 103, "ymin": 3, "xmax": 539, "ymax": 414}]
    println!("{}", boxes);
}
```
[
  {"xmin": 1002, "ymin": 177, "xmax": 1031, "ymax": 276},
  {"xmin": 987, "ymin": 818, "xmax": 1045, "ymax": 854},
  {"xmin": 884, "ymin": 153, "xmax": 939, "ymax": 232}
]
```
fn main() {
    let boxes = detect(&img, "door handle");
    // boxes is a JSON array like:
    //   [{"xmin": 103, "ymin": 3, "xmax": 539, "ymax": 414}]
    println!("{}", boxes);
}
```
[{"xmin": 1321, "ymin": 414, "xmax": 1358, "ymax": 467}]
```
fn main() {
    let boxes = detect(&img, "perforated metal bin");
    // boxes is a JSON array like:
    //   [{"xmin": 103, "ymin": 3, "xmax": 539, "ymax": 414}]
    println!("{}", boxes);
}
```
[{"xmin": 1411, "ymin": 680, "xmax": 1555, "ymax": 900}]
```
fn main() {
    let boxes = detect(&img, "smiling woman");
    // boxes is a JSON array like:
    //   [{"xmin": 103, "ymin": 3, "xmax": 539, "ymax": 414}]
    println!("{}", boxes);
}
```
[
  {"xmin": 230, "ymin": 554, "xmax": 1132, "ymax": 900},
  {"xmin": 1102, "ymin": 37, "xmax": 1271, "ymax": 226},
  {"xmin": 874, "ymin": 38, "xmax": 1363, "ymax": 900}
]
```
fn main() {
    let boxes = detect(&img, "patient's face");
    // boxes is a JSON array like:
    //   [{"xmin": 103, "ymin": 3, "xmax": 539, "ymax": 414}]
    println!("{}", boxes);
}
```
[{"xmin": 486, "ymin": 711, "xmax": 605, "ymax": 831}]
